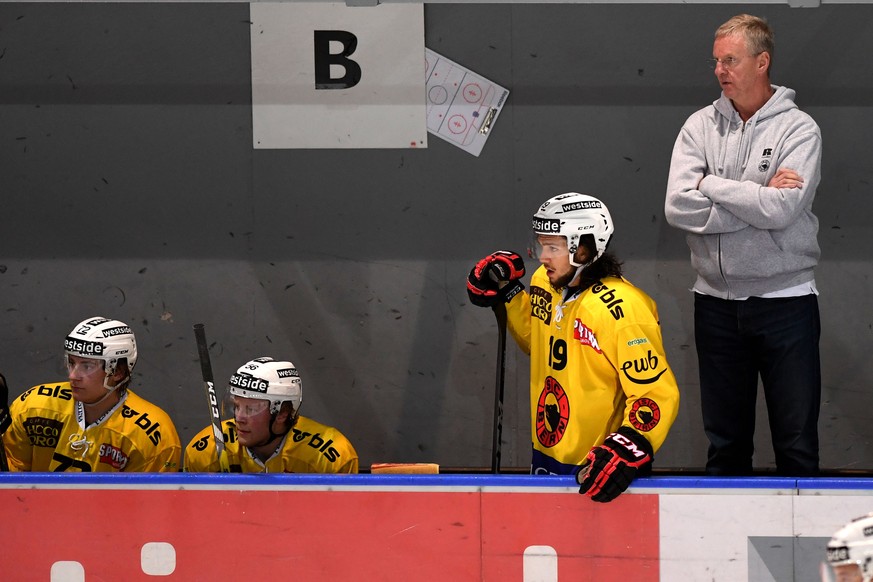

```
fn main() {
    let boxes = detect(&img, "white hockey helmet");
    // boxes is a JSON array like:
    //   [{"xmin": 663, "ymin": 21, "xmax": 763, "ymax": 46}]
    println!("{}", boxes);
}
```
[
  {"xmin": 824, "ymin": 513, "xmax": 873, "ymax": 582},
  {"xmin": 227, "ymin": 357, "xmax": 303, "ymax": 415},
  {"xmin": 64, "ymin": 316, "xmax": 138, "ymax": 377},
  {"xmin": 532, "ymin": 192, "xmax": 614, "ymax": 267}
]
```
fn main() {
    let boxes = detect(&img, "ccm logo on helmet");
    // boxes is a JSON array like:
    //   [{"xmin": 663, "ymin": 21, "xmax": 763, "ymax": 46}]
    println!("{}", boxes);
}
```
[
  {"xmin": 277, "ymin": 368, "xmax": 299, "ymax": 379},
  {"xmin": 229, "ymin": 373, "xmax": 269, "ymax": 393},
  {"xmin": 532, "ymin": 218, "xmax": 561, "ymax": 232},
  {"xmin": 64, "ymin": 337, "xmax": 104, "ymax": 355},
  {"xmin": 101, "ymin": 325, "xmax": 132, "ymax": 337},
  {"xmin": 561, "ymin": 200, "xmax": 601, "ymax": 212}
]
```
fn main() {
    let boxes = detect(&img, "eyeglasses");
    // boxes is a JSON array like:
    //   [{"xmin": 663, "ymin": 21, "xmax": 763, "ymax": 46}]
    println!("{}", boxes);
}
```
[{"xmin": 709, "ymin": 52, "xmax": 761, "ymax": 70}]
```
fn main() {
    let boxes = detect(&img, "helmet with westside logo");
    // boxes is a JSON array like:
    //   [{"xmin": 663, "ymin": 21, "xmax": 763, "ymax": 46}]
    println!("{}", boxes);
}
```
[
  {"xmin": 227, "ymin": 357, "xmax": 303, "ymax": 414},
  {"xmin": 64, "ymin": 316, "xmax": 138, "ymax": 377},
  {"xmin": 824, "ymin": 513, "xmax": 873, "ymax": 582},
  {"xmin": 532, "ymin": 192, "xmax": 614, "ymax": 267}
]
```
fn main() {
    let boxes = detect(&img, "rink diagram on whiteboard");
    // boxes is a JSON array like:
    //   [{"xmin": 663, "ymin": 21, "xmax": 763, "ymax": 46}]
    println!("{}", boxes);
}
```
[{"xmin": 425, "ymin": 48, "xmax": 509, "ymax": 157}]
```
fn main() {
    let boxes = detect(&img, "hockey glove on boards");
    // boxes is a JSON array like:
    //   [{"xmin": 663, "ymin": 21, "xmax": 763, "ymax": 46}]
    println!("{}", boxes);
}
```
[
  {"xmin": 467, "ymin": 251, "xmax": 525, "ymax": 307},
  {"xmin": 576, "ymin": 426, "xmax": 654, "ymax": 503}
]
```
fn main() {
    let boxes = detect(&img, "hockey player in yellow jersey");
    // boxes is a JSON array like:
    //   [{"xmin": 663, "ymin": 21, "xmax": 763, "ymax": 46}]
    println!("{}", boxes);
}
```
[
  {"xmin": 467, "ymin": 193, "xmax": 680, "ymax": 502},
  {"xmin": 4, "ymin": 316, "xmax": 181, "ymax": 472},
  {"xmin": 184, "ymin": 357, "xmax": 358, "ymax": 473}
]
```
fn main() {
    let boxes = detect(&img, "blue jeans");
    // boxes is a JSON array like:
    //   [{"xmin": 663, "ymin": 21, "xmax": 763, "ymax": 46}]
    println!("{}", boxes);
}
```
[{"xmin": 694, "ymin": 293, "xmax": 821, "ymax": 476}]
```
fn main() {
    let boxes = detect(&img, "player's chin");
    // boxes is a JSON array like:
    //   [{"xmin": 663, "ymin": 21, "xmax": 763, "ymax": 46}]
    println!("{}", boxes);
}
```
[{"xmin": 549, "ymin": 270, "xmax": 573, "ymax": 289}]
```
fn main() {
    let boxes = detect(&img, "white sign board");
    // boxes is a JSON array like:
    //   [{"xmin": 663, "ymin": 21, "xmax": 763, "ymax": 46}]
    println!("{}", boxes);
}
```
[
  {"xmin": 425, "ymin": 48, "xmax": 509, "ymax": 157},
  {"xmin": 251, "ymin": 3, "xmax": 426, "ymax": 149}
]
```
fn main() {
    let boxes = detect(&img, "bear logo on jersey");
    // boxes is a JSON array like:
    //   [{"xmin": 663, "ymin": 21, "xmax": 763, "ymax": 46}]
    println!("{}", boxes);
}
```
[
  {"xmin": 629, "ymin": 397, "xmax": 661, "ymax": 432},
  {"xmin": 536, "ymin": 376, "xmax": 570, "ymax": 447}
]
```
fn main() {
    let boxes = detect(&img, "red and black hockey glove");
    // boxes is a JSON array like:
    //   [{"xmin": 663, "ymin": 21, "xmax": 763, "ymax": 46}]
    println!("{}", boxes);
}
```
[
  {"xmin": 466, "ymin": 251, "xmax": 525, "ymax": 307},
  {"xmin": 576, "ymin": 426, "xmax": 653, "ymax": 503}
]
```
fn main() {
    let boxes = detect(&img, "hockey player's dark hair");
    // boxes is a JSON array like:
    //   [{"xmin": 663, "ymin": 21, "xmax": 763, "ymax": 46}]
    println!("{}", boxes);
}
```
[{"xmin": 575, "ymin": 234, "xmax": 623, "ymax": 292}]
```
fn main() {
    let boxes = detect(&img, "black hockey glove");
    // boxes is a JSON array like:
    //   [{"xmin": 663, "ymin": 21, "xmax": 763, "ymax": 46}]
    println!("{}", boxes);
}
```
[
  {"xmin": 576, "ymin": 426, "xmax": 653, "ymax": 503},
  {"xmin": 466, "ymin": 251, "xmax": 525, "ymax": 307}
]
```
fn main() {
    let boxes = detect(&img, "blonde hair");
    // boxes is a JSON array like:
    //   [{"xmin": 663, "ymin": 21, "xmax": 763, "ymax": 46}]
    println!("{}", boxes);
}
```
[{"xmin": 716, "ymin": 14, "xmax": 775, "ymax": 63}]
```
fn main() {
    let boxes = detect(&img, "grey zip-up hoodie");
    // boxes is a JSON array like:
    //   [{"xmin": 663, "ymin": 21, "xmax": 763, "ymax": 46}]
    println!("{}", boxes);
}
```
[{"xmin": 665, "ymin": 85, "xmax": 822, "ymax": 299}]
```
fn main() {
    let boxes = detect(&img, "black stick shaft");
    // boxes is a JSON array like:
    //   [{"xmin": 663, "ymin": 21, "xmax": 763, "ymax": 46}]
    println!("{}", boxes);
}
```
[
  {"xmin": 491, "ymin": 302, "xmax": 508, "ymax": 474},
  {"xmin": 193, "ymin": 324, "xmax": 226, "ymax": 466}
]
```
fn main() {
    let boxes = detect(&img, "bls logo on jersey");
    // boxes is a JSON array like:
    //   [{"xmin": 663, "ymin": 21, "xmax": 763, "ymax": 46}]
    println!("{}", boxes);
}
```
[
  {"xmin": 99, "ymin": 443, "xmax": 129, "ymax": 470},
  {"xmin": 23, "ymin": 416, "xmax": 63, "ymax": 448},
  {"xmin": 192, "ymin": 435, "xmax": 210, "ymax": 452},
  {"xmin": 36, "ymin": 384, "xmax": 72, "ymax": 401},
  {"xmin": 590, "ymin": 282, "xmax": 624, "ymax": 320},
  {"xmin": 530, "ymin": 286, "xmax": 552, "ymax": 325},
  {"xmin": 292, "ymin": 430, "xmax": 341, "ymax": 463},
  {"xmin": 121, "ymin": 406, "xmax": 164, "ymax": 446}
]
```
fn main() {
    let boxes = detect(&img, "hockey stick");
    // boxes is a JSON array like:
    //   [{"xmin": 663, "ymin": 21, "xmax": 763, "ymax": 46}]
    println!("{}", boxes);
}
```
[
  {"xmin": 0, "ymin": 373, "xmax": 11, "ymax": 471},
  {"xmin": 491, "ymin": 301, "xmax": 508, "ymax": 474},
  {"xmin": 193, "ymin": 324, "xmax": 230, "ymax": 472}
]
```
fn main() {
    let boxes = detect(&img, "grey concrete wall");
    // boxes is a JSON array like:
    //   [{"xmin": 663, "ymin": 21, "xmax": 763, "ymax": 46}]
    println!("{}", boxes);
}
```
[{"xmin": 1, "ymin": 3, "xmax": 871, "ymax": 472}]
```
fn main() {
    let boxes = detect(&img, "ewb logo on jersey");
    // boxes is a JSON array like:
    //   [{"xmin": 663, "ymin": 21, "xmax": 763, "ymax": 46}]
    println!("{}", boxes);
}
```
[{"xmin": 620, "ymin": 350, "xmax": 667, "ymax": 385}]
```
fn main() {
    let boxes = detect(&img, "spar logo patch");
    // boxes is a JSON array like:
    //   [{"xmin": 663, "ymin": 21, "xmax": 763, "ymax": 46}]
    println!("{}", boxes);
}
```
[
  {"xmin": 98, "ymin": 443, "xmax": 129, "ymax": 470},
  {"xmin": 629, "ymin": 397, "xmax": 661, "ymax": 432},
  {"xmin": 536, "ymin": 376, "xmax": 570, "ymax": 448}
]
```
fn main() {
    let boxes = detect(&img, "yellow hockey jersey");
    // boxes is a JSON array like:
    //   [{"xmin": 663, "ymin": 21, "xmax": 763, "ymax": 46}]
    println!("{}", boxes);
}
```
[
  {"xmin": 4, "ymin": 382, "xmax": 181, "ymax": 472},
  {"xmin": 184, "ymin": 416, "xmax": 359, "ymax": 474},
  {"xmin": 506, "ymin": 266, "xmax": 680, "ymax": 475}
]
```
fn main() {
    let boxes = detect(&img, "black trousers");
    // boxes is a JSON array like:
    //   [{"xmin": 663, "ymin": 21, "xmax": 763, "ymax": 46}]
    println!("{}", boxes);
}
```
[{"xmin": 694, "ymin": 293, "xmax": 821, "ymax": 476}]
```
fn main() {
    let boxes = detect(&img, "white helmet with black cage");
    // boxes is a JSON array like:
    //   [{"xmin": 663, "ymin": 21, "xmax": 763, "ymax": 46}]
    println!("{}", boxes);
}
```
[
  {"xmin": 227, "ymin": 357, "xmax": 303, "ymax": 415},
  {"xmin": 64, "ymin": 316, "xmax": 138, "ymax": 390},
  {"xmin": 532, "ymin": 192, "xmax": 614, "ymax": 268}
]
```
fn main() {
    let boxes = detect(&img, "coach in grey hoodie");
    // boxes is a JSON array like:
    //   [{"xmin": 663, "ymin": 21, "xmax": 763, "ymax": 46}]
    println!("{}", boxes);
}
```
[{"xmin": 665, "ymin": 14, "xmax": 822, "ymax": 477}]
